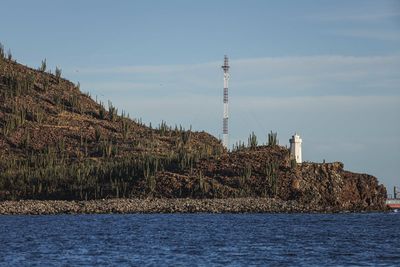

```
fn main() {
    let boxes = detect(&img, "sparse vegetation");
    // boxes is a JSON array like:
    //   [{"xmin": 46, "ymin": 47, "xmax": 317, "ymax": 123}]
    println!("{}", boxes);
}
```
[
  {"xmin": 263, "ymin": 161, "xmax": 279, "ymax": 196},
  {"xmin": 108, "ymin": 101, "xmax": 117, "ymax": 121},
  {"xmin": 98, "ymin": 101, "xmax": 106, "ymax": 119},
  {"xmin": 39, "ymin": 58, "xmax": 47, "ymax": 72},
  {"xmin": 94, "ymin": 126, "xmax": 102, "ymax": 142},
  {"xmin": 121, "ymin": 119, "xmax": 131, "ymax": 140},
  {"xmin": 290, "ymin": 159, "xmax": 297, "ymax": 169},
  {"xmin": 158, "ymin": 120, "xmax": 170, "ymax": 136},
  {"xmin": 268, "ymin": 131, "xmax": 278, "ymax": 146},
  {"xmin": 0, "ymin": 42, "xmax": 4, "ymax": 59},
  {"xmin": 67, "ymin": 94, "xmax": 82, "ymax": 113},
  {"xmin": 232, "ymin": 140, "xmax": 246, "ymax": 151},
  {"xmin": 248, "ymin": 131, "xmax": 258, "ymax": 149},
  {"xmin": 7, "ymin": 49, "xmax": 12, "ymax": 61},
  {"xmin": 55, "ymin": 66, "xmax": 62, "ymax": 80}
]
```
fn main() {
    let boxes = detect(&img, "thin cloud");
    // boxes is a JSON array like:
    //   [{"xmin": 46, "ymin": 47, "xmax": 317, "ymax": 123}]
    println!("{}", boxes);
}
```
[
  {"xmin": 82, "ymin": 81, "xmax": 173, "ymax": 92},
  {"xmin": 78, "ymin": 54, "xmax": 400, "ymax": 98},
  {"xmin": 76, "ymin": 55, "xmax": 400, "ymax": 75},
  {"xmin": 307, "ymin": 10, "xmax": 400, "ymax": 22},
  {"xmin": 335, "ymin": 29, "xmax": 400, "ymax": 41},
  {"xmin": 76, "ymin": 61, "xmax": 218, "ymax": 74}
]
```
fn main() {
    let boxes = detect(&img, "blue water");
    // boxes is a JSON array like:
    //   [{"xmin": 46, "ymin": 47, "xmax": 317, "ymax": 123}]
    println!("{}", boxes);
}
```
[{"xmin": 0, "ymin": 213, "xmax": 399, "ymax": 266}]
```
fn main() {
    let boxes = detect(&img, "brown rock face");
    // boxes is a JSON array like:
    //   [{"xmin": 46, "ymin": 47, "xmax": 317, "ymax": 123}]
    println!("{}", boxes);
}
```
[
  {"xmin": 152, "ymin": 146, "xmax": 387, "ymax": 211},
  {"xmin": 341, "ymin": 171, "xmax": 387, "ymax": 210},
  {"xmin": 276, "ymin": 162, "xmax": 387, "ymax": 210}
]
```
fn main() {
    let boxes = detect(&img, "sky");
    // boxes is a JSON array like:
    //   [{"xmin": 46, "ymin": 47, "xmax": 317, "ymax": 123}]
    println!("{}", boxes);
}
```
[{"xmin": 1, "ymin": 0, "xmax": 399, "ymax": 192}]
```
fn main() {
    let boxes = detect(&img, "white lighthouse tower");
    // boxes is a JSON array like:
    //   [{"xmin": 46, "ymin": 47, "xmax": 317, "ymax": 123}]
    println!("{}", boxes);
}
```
[
  {"xmin": 221, "ymin": 55, "xmax": 230, "ymax": 149},
  {"xmin": 289, "ymin": 133, "xmax": 302, "ymax": 163}
]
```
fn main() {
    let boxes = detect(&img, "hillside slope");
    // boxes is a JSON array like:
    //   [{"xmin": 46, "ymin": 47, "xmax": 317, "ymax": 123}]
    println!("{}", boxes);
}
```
[
  {"xmin": 0, "ymin": 56, "xmax": 223, "ymax": 199},
  {"xmin": 0, "ymin": 54, "xmax": 387, "ymax": 211}
]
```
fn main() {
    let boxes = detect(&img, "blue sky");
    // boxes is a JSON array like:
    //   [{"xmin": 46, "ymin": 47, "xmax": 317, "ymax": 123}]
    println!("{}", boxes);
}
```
[{"xmin": 1, "ymin": 0, "xmax": 399, "ymax": 192}]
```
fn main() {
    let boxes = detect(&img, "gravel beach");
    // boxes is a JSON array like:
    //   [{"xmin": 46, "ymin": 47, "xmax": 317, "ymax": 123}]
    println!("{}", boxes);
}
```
[{"xmin": 0, "ymin": 198, "xmax": 382, "ymax": 215}]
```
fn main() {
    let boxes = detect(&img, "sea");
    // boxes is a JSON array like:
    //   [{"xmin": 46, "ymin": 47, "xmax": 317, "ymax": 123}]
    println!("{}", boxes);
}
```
[{"xmin": 0, "ymin": 212, "xmax": 399, "ymax": 266}]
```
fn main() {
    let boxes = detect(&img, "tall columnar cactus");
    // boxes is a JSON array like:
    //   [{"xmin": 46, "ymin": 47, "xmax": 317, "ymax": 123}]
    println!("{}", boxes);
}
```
[
  {"xmin": 93, "ymin": 127, "xmax": 101, "ymax": 144},
  {"xmin": 108, "ymin": 100, "xmax": 118, "ymax": 121},
  {"xmin": 7, "ymin": 49, "xmax": 12, "ymax": 61},
  {"xmin": 121, "ymin": 119, "xmax": 130, "ymax": 141},
  {"xmin": 290, "ymin": 159, "xmax": 297, "ymax": 170},
  {"xmin": 0, "ymin": 42, "xmax": 4, "ymax": 59},
  {"xmin": 55, "ymin": 67, "xmax": 62, "ymax": 81},
  {"xmin": 158, "ymin": 120, "xmax": 170, "ymax": 136},
  {"xmin": 248, "ymin": 132, "xmax": 258, "ymax": 149},
  {"xmin": 98, "ymin": 101, "xmax": 106, "ymax": 119},
  {"xmin": 263, "ymin": 161, "xmax": 279, "ymax": 196},
  {"xmin": 268, "ymin": 131, "xmax": 278, "ymax": 146},
  {"xmin": 39, "ymin": 58, "xmax": 47, "ymax": 72}
]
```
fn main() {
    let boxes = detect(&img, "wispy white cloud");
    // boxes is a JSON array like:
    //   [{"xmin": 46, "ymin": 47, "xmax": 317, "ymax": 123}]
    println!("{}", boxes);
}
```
[
  {"xmin": 108, "ymin": 94, "xmax": 400, "ymax": 135},
  {"xmin": 305, "ymin": 6, "xmax": 400, "ymax": 42},
  {"xmin": 314, "ymin": 142, "xmax": 367, "ymax": 153},
  {"xmin": 230, "ymin": 95, "xmax": 400, "ymax": 111},
  {"xmin": 76, "ymin": 61, "xmax": 218, "ymax": 75},
  {"xmin": 307, "ymin": 10, "xmax": 400, "ymax": 22},
  {"xmin": 75, "ymin": 55, "xmax": 400, "ymax": 75},
  {"xmin": 82, "ymin": 81, "xmax": 170, "ymax": 92},
  {"xmin": 76, "ymin": 54, "xmax": 400, "ymax": 98},
  {"xmin": 335, "ymin": 29, "xmax": 400, "ymax": 41}
]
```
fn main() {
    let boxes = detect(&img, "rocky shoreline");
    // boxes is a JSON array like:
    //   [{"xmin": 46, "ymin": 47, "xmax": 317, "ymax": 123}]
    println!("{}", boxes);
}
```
[{"xmin": 0, "ymin": 198, "xmax": 386, "ymax": 215}]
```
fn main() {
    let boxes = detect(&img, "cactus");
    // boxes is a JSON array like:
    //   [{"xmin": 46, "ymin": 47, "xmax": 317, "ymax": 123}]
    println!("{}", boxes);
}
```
[
  {"xmin": 263, "ymin": 161, "xmax": 279, "ymax": 196},
  {"xmin": 158, "ymin": 120, "xmax": 170, "ymax": 136},
  {"xmin": 232, "ymin": 140, "xmax": 246, "ymax": 151},
  {"xmin": 244, "ymin": 163, "xmax": 252, "ymax": 180},
  {"xmin": 268, "ymin": 131, "xmax": 278, "ymax": 146},
  {"xmin": 238, "ymin": 164, "xmax": 252, "ymax": 196},
  {"xmin": 101, "ymin": 137, "xmax": 115, "ymax": 158},
  {"xmin": 248, "ymin": 132, "xmax": 258, "ymax": 149},
  {"xmin": 147, "ymin": 175, "xmax": 156, "ymax": 196},
  {"xmin": 0, "ymin": 42, "xmax": 4, "ymax": 59},
  {"xmin": 290, "ymin": 159, "xmax": 297, "ymax": 169},
  {"xmin": 108, "ymin": 101, "xmax": 118, "ymax": 121},
  {"xmin": 39, "ymin": 58, "xmax": 47, "ymax": 72},
  {"xmin": 180, "ymin": 129, "xmax": 191, "ymax": 145},
  {"xmin": 55, "ymin": 67, "xmax": 62, "ymax": 81},
  {"xmin": 99, "ymin": 107, "xmax": 106, "ymax": 120},
  {"xmin": 196, "ymin": 171, "xmax": 209, "ymax": 196},
  {"xmin": 42, "ymin": 77, "xmax": 49, "ymax": 92},
  {"xmin": 67, "ymin": 94, "xmax": 81, "ymax": 113},
  {"xmin": 21, "ymin": 130, "xmax": 30, "ymax": 149},
  {"xmin": 121, "ymin": 119, "xmax": 130, "ymax": 140},
  {"xmin": 7, "ymin": 49, "xmax": 12, "ymax": 61}
]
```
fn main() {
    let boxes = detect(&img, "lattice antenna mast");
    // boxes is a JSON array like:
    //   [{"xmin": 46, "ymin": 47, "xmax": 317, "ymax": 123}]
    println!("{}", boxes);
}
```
[{"xmin": 221, "ymin": 55, "xmax": 230, "ymax": 149}]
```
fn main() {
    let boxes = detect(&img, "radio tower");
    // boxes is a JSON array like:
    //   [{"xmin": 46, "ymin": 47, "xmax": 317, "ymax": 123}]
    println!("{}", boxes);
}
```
[{"xmin": 221, "ymin": 55, "xmax": 230, "ymax": 149}]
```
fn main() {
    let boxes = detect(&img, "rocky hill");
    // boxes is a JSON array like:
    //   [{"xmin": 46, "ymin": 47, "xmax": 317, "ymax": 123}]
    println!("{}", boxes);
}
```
[{"xmin": 0, "ymin": 47, "xmax": 387, "ymax": 211}]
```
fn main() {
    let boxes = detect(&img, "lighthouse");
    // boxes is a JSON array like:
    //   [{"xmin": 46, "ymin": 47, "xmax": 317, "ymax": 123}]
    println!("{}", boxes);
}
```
[{"xmin": 289, "ymin": 133, "xmax": 302, "ymax": 163}]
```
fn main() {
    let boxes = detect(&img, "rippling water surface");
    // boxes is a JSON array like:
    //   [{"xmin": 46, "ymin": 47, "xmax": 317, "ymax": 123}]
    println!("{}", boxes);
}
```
[{"xmin": 0, "ymin": 212, "xmax": 399, "ymax": 266}]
